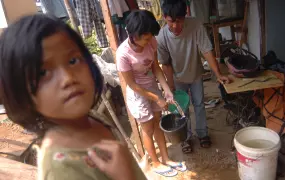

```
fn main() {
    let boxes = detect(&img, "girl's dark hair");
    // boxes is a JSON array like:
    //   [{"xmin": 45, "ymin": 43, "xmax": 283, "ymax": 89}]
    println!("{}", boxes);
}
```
[
  {"xmin": 162, "ymin": 0, "xmax": 187, "ymax": 20},
  {"xmin": 125, "ymin": 10, "xmax": 160, "ymax": 38},
  {"xmin": 0, "ymin": 14, "xmax": 103, "ymax": 134}
]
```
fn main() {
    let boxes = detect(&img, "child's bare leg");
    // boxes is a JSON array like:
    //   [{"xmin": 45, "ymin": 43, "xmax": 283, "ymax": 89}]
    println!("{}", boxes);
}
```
[
  {"xmin": 140, "ymin": 119, "xmax": 167, "ymax": 168},
  {"xmin": 153, "ymin": 111, "xmax": 177, "ymax": 165},
  {"xmin": 152, "ymin": 112, "xmax": 169, "ymax": 162}
]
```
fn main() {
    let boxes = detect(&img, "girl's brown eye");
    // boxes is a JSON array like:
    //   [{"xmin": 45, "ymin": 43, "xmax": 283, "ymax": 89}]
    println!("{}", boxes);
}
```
[
  {"xmin": 40, "ymin": 69, "xmax": 47, "ymax": 77},
  {"xmin": 69, "ymin": 58, "xmax": 80, "ymax": 65}
]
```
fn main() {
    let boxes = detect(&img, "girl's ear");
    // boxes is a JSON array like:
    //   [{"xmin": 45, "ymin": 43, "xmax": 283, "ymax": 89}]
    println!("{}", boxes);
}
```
[
  {"xmin": 132, "ymin": 36, "xmax": 138, "ymax": 41},
  {"xmin": 133, "ymin": 35, "xmax": 142, "ymax": 42}
]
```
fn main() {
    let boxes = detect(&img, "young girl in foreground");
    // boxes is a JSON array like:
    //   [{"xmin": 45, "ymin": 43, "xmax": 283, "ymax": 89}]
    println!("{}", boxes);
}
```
[
  {"xmin": 0, "ymin": 14, "xmax": 146, "ymax": 180},
  {"xmin": 116, "ymin": 10, "xmax": 187, "ymax": 177}
]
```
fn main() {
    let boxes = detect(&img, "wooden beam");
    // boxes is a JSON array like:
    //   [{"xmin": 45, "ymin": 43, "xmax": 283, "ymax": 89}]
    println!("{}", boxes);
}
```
[
  {"xmin": 212, "ymin": 25, "xmax": 220, "ymax": 58},
  {"xmin": 239, "ymin": 0, "xmax": 249, "ymax": 47},
  {"xmin": 99, "ymin": 0, "xmax": 119, "ymax": 52},
  {"xmin": 0, "ymin": 157, "xmax": 37, "ymax": 180},
  {"xmin": 99, "ymin": 0, "xmax": 145, "ymax": 157},
  {"xmin": 97, "ymin": 89, "xmax": 112, "ymax": 114},
  {"xmin": 101, "ymin": 92, "xmax": 141, "ymax": 160},
  {"xmin": 258, "ymin": 0, "xmax": 266, "ymax": 60}
]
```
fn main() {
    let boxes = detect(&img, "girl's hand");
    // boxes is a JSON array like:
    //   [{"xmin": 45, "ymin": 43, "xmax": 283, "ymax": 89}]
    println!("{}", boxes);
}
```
[
  {"xmin": 157, "ymin": 98, "xmax": 168, "ymax": 110},
  {"xmin": 164, "ymin": 90, "xmax": 175, "ymax": 104},
  {"xmin": 87, "ymin": 140, "xmax": 135, "ymax": 180}
]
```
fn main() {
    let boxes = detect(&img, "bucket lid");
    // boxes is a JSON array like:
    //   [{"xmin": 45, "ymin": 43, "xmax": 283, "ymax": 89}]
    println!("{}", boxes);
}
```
[{"xmin": 168, "ymin": 90, "xmax": 190, "ymax": 114}]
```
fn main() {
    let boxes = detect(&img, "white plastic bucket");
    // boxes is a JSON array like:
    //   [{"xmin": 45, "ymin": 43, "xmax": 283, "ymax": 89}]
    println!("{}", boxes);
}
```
[{"xmin": 234, "ymin": 126, "xmax": 281, "ymax": 180}]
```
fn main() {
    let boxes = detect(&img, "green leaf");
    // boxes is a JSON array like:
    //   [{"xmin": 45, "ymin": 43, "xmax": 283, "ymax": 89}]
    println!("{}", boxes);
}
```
[{"xmin": 66, "ymin": 21, "xmax": 103, "ymax": 55}]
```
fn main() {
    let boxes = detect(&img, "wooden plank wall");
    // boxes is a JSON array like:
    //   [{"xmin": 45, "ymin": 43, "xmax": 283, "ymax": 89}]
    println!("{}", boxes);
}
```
[{"xmin": 0, "ymin": 157, "xmax": 37, "ymax": 180}]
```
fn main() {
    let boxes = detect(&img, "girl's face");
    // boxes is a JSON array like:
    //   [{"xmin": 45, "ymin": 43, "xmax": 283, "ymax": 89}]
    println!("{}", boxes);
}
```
[
  {"xmin": 133, "ymin": 33, "xmax": 153, "ymax": 48},
  {"xmin": 32, "ymin": 32, "xmax": 95, "ymax": 122}
]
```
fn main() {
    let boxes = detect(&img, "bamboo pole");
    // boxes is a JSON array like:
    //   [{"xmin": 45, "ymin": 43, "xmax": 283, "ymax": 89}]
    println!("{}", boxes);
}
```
[
  {"xmin": 99, "ymin": 0, "xmax": 145, "ymax": 157},
  {"xmin": 101, "ymin": 92, "xmax": 141, "ymax": 160},
  {"xmin": 63, "ymin": 0, "xmax": 80, "ymax": 34}
]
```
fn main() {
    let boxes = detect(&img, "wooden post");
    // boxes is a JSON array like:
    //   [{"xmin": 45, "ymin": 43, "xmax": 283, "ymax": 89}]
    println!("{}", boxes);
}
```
[
  {"xmin": 99, "ymin": 0, "xmax": 145, "ymax": 157},
  {"xmin": 239, "ymin": 0, "xmax": 249, "ymax": 47},
  {"xmin": 258, "ymin": 0, "xmax": 266, "ymax": 60},
  {"xmin": 63, "ymin": 0, "xmax": 80, "ymax": 34},
  {"xmin": 212, "ymin": 25, "xmax": 220, "ymax": 58}
]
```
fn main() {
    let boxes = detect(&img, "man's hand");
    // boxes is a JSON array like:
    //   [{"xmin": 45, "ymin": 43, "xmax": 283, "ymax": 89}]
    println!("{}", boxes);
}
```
[{"xmin": 217, "ymin": 74, "xmax": 231, "ymax": 84}]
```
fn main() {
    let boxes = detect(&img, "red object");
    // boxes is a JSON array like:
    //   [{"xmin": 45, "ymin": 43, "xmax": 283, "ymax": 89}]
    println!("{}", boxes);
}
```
[
  {"xmin": 237, "ymin": 151, "xmax": 258, "ymax": 167},
  {"xmin": 125, "ymin": 0, "xmax": 138, "ymax": 10},
  {"xmin": 54, "ymin": 152, "xmax": 66, "ymax": 161}
]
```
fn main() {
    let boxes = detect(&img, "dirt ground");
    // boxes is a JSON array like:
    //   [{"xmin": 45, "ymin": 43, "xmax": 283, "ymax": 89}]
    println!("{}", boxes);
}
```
[{"xmin": 0, "ymin": 116, "xmax": 36, "ymax": 162}]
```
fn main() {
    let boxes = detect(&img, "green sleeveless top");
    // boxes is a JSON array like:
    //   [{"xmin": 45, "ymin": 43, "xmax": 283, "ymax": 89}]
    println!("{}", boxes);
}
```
[{"xmin": 36, "ymin": 111, "xmax": 147, "ymax": 180}]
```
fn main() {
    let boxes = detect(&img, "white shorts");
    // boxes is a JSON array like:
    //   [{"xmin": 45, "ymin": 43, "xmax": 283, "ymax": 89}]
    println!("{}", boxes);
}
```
[{"xmin": 126, "ymin": 83, "xmax": 162, "ymax": 123}]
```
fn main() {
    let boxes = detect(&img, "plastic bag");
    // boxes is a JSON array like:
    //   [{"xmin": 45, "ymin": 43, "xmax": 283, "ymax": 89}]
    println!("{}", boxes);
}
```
[{"xmin": 92, "ymin": 54, "xmax": 120, "ymax": 87}]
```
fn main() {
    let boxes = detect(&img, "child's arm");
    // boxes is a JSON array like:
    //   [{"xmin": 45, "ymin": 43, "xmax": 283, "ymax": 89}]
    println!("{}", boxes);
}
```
[
  {"xmin": 152, "ymin": 51, "xmax": 174, "ymax": 102},
  {"xmin": 88, "ymin": 140, "xmax": 147, "ymax": 180},
  {"xmin": 121, "ymin": 71, "xmax": 167, "ymax": 108}
]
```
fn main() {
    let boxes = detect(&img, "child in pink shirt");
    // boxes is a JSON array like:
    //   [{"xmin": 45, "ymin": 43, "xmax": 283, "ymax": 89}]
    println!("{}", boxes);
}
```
[{"xmin": 116, "ymin": 10, "xmax": 187, "ymax": 177}]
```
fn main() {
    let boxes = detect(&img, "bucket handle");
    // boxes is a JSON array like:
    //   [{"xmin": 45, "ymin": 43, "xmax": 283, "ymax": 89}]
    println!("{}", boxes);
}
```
[{"xmin": 174, "ymin": 101, "xmax": 186, "ymax": 118}]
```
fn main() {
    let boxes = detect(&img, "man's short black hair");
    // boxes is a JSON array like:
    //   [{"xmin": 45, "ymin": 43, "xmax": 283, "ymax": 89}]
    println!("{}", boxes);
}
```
[
  {"xmin": 125, "ymin": 10, "xmax": 160, "ymax": 37},
  {"xmin": 162, "ymin": 0, "xmax": 187, "ymax": 20},
  {"xmin": 0, "ymin": 14, "xmax": 103, "ymax": 135}
]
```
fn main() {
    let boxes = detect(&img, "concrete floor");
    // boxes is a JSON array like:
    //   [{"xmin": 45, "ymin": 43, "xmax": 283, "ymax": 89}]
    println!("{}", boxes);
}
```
[{"xmin": 120, "ymin": 79, "xmax": 284, "ymax": 180}]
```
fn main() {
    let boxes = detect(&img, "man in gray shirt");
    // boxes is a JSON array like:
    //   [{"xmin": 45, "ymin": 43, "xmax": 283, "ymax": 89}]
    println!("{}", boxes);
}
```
[{"xmin": 157, "ymin": 0, "xmax": 230, "ymax": 153}]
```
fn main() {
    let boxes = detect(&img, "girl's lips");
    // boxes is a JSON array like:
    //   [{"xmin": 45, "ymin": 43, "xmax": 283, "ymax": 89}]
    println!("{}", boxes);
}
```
[{"xmin": 64, "ymin": 90, "xmax": 85, "ymax": 103}]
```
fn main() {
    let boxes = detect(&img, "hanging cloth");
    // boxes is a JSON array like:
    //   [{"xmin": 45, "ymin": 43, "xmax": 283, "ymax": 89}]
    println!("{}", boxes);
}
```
[
  {"xmin": 137, "ymin": 0, "xmax": 151, "ymax": 10},
  {"xmin": 149, "ymin": 0, "xmax": 162, "ymax": 20},
  {"xmin": 124, "ymin": 0, "xmax": 139, "ymax": 10},
  {"xmin": 41, "ymin": 0, "xmax": 68, "ymax": 19},
  {"xmin": 108, "ymin": 0, "xmax": 130, "ymax": 17},
  {"xmin": 137, "ymin": 0, "xmax": 162, "ymax": 20},
  {"xmin": 94, "ymin": 0, "xmax": 104, "ymax": 21},
  {"xmin": 108, "ymin": 0, "xmax": 131, "ymax": 26},
  {"xmin": 74, "ymin": 0, "xmax": 109, "ymax": 48}
]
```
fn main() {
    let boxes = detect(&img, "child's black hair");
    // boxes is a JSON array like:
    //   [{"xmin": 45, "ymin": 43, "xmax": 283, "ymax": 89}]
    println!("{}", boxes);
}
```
[
  {"xmin": 125, "ymin": 10, "xmax": 160, "ymax": 38},
  {"xmin": 0, "ymin": 14, "xmax": 103, "ymax": 135},
  {"xmin": 161, "ymin": 0, "xmax": 187, "ymax": 20}
]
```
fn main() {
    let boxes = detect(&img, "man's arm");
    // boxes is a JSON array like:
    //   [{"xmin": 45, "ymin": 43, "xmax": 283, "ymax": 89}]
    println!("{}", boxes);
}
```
[
  {"xmin": 161, "ymin": 64, "xmax": 175, "ymax": 91},
  {"xmin": 203, "ymin": 51, "xmax": 230, "ymax": 84},
  {"xmin": 152, "ymin": 52, "xmax": 172, "ymax": 93},
  {"xmin": 156, "ymin": 36, "xmax": 174, "ymax": 91},
  {"xmin": 196, "ymin": 23, "xmax": 231, "ymax": 84}
]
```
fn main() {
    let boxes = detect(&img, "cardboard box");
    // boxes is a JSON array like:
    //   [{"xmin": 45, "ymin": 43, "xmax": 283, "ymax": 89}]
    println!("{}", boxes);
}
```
[
  {"xmin": 267, "ymin": 118, "xmax": 285, "ymax": 135},
  {"xmin": 1, "ymin": 0, "xmax": 37, "ymax": 25}
]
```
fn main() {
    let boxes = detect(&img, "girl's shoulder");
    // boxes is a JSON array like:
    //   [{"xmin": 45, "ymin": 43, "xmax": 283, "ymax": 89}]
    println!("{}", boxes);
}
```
[{"xmin": 116, "ymin": 39, "xmax": 130, "ymax": 57}]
